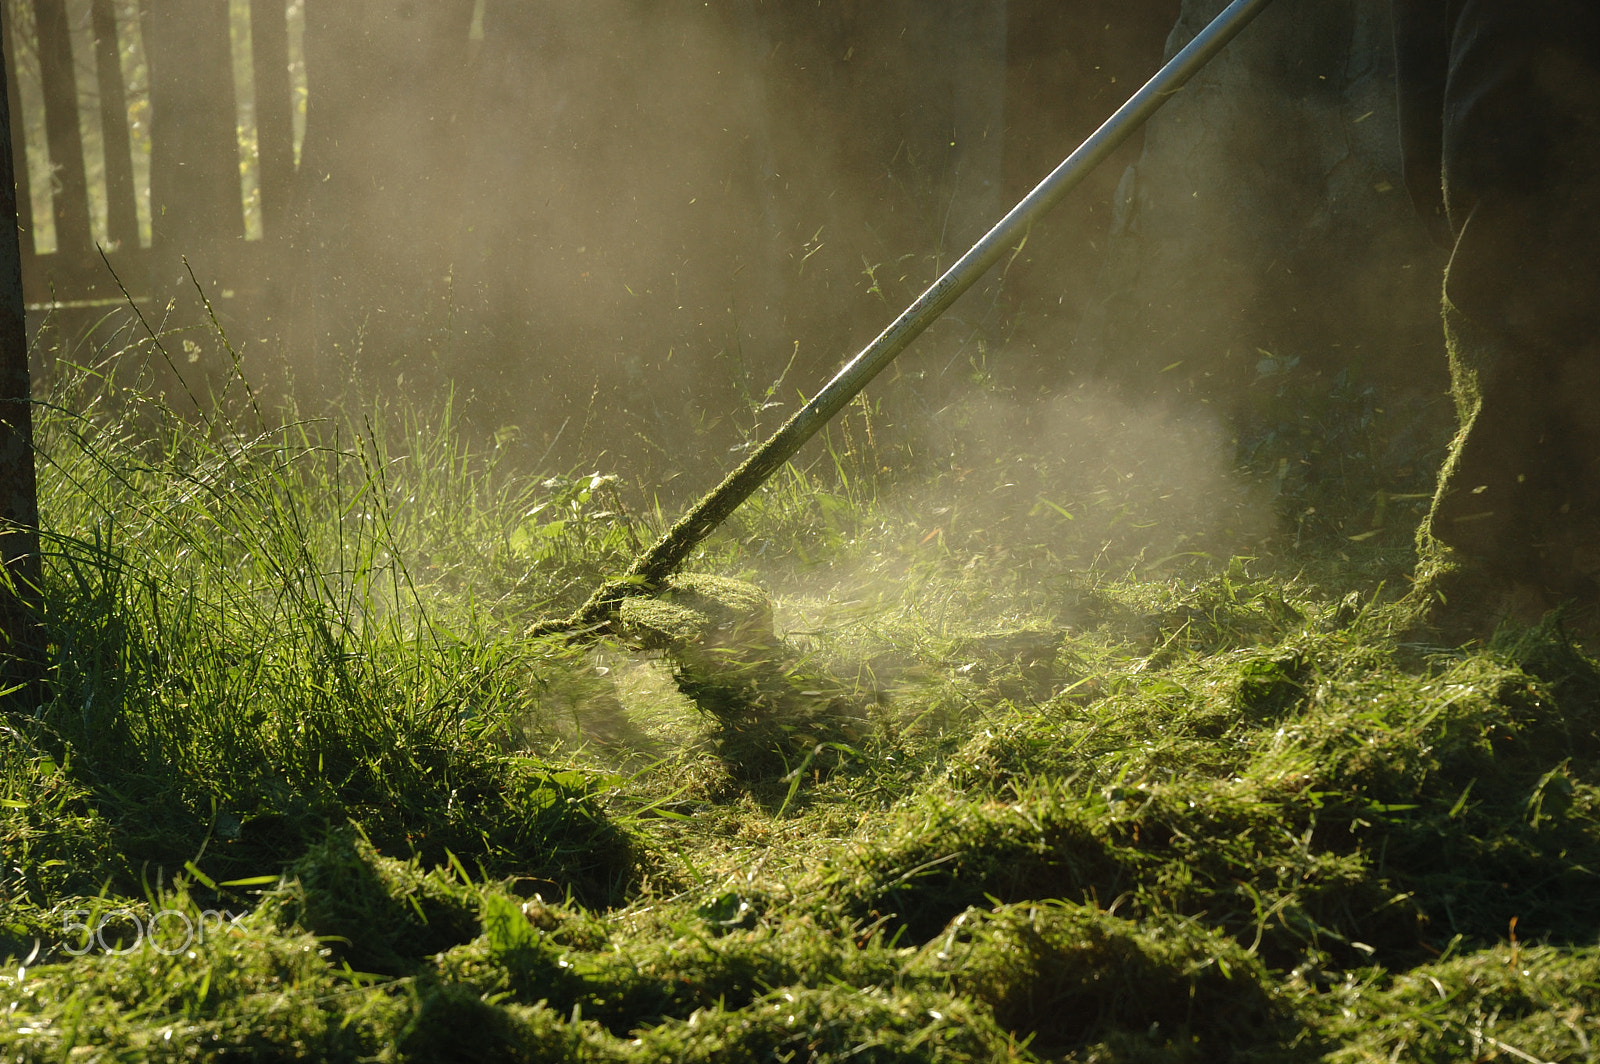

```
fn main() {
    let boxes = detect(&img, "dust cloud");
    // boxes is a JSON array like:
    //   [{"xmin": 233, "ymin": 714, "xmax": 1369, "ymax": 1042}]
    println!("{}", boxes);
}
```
[
  {"xmin": 226, "ymin": 0, "xmax": 1184, "ymax": 488},
  {"xmin": 18, "ymin": 0, "xmax": 1445, "ymax": 557}
]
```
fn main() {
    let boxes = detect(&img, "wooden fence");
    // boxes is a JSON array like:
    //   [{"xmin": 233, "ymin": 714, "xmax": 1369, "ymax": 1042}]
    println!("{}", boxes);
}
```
[{"xmin": 2, "ymin": 0, "xmax": 310, "ymax": 309}]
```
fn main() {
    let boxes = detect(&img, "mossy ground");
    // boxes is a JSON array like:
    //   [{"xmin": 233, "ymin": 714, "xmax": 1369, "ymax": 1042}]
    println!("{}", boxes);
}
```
[{"xmin": 2, "ymin": 357, "xmax": 1596, "ymax": 1062}]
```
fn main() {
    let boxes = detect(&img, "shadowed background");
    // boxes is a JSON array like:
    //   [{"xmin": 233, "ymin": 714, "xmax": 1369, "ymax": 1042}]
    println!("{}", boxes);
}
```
[{"xmin": 5, "ymin": 0, "xmax": 1446, "ymax": 526}]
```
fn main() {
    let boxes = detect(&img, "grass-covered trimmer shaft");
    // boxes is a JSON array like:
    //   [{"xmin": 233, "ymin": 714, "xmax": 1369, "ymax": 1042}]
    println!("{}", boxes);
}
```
[{"xmin": 530, "ymin": 0, "xmax": 1278, "ymax": 640}]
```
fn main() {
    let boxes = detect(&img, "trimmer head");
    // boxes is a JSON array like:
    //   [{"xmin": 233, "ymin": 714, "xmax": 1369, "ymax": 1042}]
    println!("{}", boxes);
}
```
[{"xmin": 605, "ymin": 573, "xmax": 866, "ymax": 779}]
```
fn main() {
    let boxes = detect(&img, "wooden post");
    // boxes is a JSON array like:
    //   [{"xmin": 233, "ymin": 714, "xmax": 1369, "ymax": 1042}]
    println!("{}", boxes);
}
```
[
  {"xmin": 2, "ymin": 7, "xmax": 32, "ymax": 259},
  {"xmin": 0, "ymin": 1, "xmax": 42, "ymax": 700},
  {"xmin": 32, "ymin": 0, "xmax": 92, "ymax": 256},
  {"xmin": 90, "ymin": 0, "xmax": 140, "ymax": 252},
  {"xmin": 250, "ymin": 0, "xmax": 295, "ymax": 242}
]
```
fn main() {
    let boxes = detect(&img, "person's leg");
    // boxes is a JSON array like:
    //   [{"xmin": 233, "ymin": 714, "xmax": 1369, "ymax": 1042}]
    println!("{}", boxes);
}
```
[
  {"xmin": 1408, "ymin": 0, "xmax": 1600, "ymax": 640},
  {"xmin": 1411, "ymin": 304, "xmax": 1556, "ymax": 640}
]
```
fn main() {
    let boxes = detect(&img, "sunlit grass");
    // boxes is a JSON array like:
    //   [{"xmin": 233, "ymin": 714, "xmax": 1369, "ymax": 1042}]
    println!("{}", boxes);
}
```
[{"xmin": 1, "ymin": 326, "xmax": 1596, "ymax": 1061}]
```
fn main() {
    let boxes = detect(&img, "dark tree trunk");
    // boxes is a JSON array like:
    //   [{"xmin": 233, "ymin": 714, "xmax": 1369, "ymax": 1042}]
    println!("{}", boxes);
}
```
[
  {"xmin": 90, "ymin": 0, "xmax": 139, "ymax": 252},
  {"xmin": 0, "ymin": 2, "xmax": 42, "ymax": 703},
  {"xmin": 32, "ymin": 0, "xmax": 92, "ymax": 257}
]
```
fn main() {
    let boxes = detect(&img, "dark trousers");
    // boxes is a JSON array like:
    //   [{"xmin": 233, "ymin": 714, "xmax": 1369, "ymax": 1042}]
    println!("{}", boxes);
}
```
[{"xmin": 1395, "ymin": 0, "xmax": 1600, "ymax": 591}]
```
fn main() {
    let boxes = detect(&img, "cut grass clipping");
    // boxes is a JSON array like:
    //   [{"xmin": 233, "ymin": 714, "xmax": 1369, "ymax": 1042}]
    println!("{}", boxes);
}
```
[{"xmin": 3, "ymin": 359, "xmax": 1598, "ymax": 1062}]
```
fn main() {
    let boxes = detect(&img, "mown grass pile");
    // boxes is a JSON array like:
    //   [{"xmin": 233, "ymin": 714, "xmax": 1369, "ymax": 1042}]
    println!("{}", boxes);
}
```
[{"xmin": 2, "ymin": 344, "xmax": 1597, "ymax": 1062}]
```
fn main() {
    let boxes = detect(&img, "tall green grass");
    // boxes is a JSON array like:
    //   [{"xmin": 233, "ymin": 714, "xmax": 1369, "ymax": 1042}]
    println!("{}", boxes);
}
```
[{"xmin": 9, "ymin": 356, "xmax": 631, "ymax": 901}]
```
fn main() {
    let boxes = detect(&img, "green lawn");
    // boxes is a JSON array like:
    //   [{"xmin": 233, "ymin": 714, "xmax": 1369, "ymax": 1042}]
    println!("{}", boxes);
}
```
[{"xmin": 2, "ymin": 354, "xmax": 1596, "ymax": 1062}]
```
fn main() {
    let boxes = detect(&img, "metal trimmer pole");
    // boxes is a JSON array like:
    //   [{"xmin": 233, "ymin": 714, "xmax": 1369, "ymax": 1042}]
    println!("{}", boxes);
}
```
[{"xmin": 533, "ymin": 0, "xmax": 1280, "ymax": 638}]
